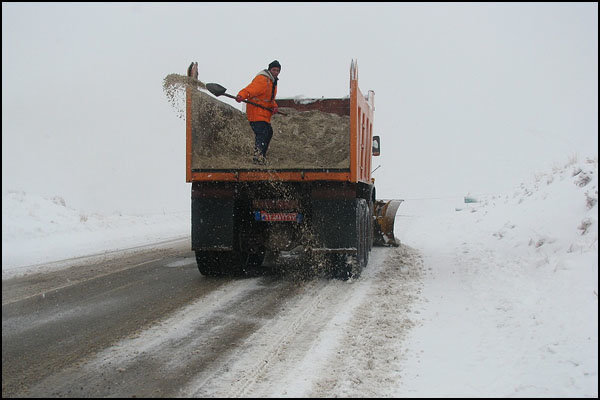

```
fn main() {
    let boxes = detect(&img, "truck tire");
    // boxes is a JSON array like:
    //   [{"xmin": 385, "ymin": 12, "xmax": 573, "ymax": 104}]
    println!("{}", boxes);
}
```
[
  {"xmin": 195, "ymin": 251, "xmax": 242, "ymax": 277},
  {"xmin": 331, "ymin": 198, "xmax": 369, "ymax": 280}
]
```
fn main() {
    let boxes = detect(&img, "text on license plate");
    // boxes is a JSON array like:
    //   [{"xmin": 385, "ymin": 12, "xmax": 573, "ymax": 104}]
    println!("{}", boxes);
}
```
[{"xmin": 254, "ymin": 211, "xmax": 303, "ymax": 222}]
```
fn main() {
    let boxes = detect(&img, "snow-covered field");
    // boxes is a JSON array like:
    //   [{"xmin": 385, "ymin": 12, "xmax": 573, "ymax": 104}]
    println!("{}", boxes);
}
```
[
  {"xmin": 2, "ymin": 155, "xmax": 598, "ymax": 397},
  {"xmin": 2, "ymin": 193, "xmax": 190, "ymax": 278},
  {"xmin": 395, "ymin": 156, "xmax": 598, "ymax": 397}
]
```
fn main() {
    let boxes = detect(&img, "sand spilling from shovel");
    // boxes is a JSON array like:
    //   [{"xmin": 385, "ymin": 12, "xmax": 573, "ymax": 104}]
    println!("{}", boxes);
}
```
[{"xmin": 163, "ymin": 74, "xmax": 350, "ymax": 170}]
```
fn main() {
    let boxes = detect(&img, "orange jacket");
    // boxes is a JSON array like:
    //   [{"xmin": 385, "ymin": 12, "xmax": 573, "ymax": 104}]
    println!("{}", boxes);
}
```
[{"xmin": 237, "ymin": 70, "xmax": 278, "ymax": 123}]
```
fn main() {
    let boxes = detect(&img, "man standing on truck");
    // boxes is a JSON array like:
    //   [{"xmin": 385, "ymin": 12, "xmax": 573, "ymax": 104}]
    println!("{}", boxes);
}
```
[{"xmin": 236, "ymin": 60, "xmax": 281, "ymax": 164}]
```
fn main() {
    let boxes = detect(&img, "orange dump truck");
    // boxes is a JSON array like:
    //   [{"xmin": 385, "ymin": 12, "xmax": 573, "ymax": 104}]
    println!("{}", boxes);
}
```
[{"xmin": 186, "ymin": 60, "xmax": 402, "ymax": 279}]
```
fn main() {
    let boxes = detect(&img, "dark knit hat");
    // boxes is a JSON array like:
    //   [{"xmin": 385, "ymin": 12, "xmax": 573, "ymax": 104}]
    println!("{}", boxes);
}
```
[{"xmin": 268, "ymin": 60, "xmax": 281, "ymax": 70}]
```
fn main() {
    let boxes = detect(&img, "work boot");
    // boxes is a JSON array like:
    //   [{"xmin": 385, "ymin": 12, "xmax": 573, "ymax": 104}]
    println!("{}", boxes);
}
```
[{"xmin": 253, "ymin": 155, "xmax": 266, "ymax": 165}]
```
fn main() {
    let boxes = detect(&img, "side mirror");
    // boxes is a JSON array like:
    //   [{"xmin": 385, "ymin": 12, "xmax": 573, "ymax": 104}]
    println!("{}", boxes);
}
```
[{"xmin": 372, "ymin": 135, "xmax": 381, "ymax": 156}]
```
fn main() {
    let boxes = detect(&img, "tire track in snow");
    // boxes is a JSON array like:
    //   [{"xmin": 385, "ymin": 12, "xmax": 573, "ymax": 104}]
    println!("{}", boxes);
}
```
[
  {"xmin": 9, "ymin": 245, "xmax": 424, "ymax": 398},
  {"xmin": 183, "ymin": 245, "xmax": 424, "ymax": 398},
  {"xmin": 183, "ymin": 272, "xmax": 372, "ymax": 397},
  {"xmin": 307, "ymin": 245, "xmax": 425, "ymax": 397}
]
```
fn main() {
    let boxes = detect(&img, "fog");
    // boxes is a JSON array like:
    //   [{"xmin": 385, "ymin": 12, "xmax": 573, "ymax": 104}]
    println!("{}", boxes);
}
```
[{"xmin": 2, "ymin": 2, "xmax": 597, "ymax": 214}]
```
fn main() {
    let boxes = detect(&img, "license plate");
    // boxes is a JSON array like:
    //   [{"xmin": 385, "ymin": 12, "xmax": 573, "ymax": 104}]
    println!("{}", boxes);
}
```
[{"xmin": 254, "ymin": 211, "xmax": 303, "ymax": 222}]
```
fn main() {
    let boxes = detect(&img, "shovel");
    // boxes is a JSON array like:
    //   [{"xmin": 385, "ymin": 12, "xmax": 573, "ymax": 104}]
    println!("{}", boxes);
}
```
[{"xmin": 206, "ymin": 83, "xmax": 286, "ymax": 115}]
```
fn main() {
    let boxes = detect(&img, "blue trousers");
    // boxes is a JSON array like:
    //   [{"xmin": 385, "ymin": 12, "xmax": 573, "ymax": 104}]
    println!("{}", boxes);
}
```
[{"xmin": 249, "ymin": 121, "xmax": 273, "ymax": 157}]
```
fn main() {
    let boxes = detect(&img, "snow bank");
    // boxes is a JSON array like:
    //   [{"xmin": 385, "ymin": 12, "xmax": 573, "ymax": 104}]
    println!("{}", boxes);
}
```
[
  {"xmin": 395, "ymin": 155, "xmax": 597, "ymax": 397},
  {"xmin": 2, "ymin": 190, "xmax": 190, "ymax": 276}
]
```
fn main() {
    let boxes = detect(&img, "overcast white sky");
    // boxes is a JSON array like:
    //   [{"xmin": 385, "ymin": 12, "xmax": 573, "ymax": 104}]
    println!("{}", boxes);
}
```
[{"xmin": 2, "ymin": 2, "xmax": 598, "ymax": 215}]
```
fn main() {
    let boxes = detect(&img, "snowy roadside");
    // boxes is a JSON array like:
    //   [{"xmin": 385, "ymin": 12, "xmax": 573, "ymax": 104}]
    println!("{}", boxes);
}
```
[
  {"xmin": 2, "ymin": 190, "xmax": 190, "ymax": 279},
  {"xmin": 394, "ymin": 156, "xmax": 598, "ymax": 397}
]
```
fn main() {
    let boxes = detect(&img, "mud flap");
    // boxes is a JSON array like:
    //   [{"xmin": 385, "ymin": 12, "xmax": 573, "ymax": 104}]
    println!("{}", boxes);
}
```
[{"xmin": 191, "ymin": 197, "xmax": 235, "ymax": 250}]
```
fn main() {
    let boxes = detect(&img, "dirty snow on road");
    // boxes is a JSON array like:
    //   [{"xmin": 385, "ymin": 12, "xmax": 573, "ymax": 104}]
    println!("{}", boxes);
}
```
[
  {"xmin": 180, "ymin": 245, "xmax": 424, "ymax": 398},
  {"xmin": 2, "ymin": 155, "xmax": 598, "ymax": 397}
]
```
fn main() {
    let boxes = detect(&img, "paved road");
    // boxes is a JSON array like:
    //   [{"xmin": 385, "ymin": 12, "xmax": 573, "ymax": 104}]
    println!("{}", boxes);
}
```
[{"xmin": 2, "ymin": 241, "xmax": 421, "ymax": 397}]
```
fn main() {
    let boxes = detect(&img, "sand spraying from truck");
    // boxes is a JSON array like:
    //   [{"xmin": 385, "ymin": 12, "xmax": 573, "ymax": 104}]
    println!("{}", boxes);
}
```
[{"xmin": 163, "ymin": 74, "xmax": 350, "ymax": 170}]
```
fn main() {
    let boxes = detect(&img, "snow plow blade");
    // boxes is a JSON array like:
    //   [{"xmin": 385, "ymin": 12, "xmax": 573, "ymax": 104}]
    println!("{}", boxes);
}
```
[{"xmin": 373, "ymin": 199, "xmax": 403, "ymax": 247}]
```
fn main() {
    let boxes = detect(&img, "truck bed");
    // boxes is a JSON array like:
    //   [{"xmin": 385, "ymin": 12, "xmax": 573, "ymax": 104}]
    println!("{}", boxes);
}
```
[{"xmin": 186, "ymin": 60, "xmax": 374, "ymax": 184}]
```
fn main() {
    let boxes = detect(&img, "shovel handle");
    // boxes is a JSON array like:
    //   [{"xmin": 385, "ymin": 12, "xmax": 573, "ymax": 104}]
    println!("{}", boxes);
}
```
[{"xmin": 221, "ymin": 93, "xmax": 286, "ymax": 116}]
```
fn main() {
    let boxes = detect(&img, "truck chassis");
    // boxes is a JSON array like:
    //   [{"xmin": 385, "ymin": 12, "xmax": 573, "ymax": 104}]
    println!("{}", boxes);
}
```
[{"xmin": 192, "ymin": 180, "xmax": 375, "ymax": 279}]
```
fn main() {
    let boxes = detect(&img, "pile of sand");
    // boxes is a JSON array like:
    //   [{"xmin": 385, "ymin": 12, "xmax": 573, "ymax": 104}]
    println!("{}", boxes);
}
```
[{"xmin": 163, "ymin": 74, "xmax": 350, "ymax": 170}]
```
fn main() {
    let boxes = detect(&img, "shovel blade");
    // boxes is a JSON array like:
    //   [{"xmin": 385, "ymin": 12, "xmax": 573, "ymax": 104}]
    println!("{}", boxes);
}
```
[{"xmin": 206, "ymin": 83, "xmax": 227, "ymax": 97}]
